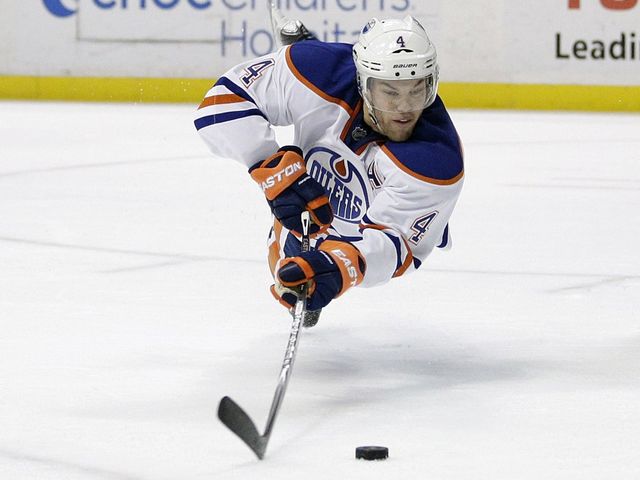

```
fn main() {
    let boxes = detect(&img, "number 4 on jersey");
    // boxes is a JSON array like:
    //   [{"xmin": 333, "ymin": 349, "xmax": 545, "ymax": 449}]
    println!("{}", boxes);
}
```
[
  {"xmin": 409, "ymin": 211, "xmax": 438, "ymax": 245},
  {"xmin": 241, "ymin": 59, "xmax": 275, "ymax": 87}
]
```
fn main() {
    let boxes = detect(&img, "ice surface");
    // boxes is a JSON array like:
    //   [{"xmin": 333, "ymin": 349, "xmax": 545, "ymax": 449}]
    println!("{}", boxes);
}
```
[{"xmin": 1, "ymin": 101, "xmax": 639, "ymax": 479}]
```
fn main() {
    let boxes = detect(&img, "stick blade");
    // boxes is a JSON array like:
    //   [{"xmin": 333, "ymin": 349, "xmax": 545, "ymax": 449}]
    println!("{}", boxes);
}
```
[{"xmin": 218, "ymin": 396, "xmax": 268, "ymax": 460}]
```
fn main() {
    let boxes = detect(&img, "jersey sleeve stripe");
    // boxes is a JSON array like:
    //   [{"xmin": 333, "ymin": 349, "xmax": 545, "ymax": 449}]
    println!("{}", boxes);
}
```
[
  {"xmin": 359, "ymin": 222, "xmax": 385, "ymax": 233},
  {"xmin": 381, "ymin": 144, "xmax": 464, "ymax": 185},
  {"xmin": 382, "ymin": 231, "xmax": 403, "ymax": 273},
  {"xmin": 436, "ymin": 224, "xmax": 449, "ymax": 248},
  {"xmin": 214, "ymin": 77, "xmax": 258, "ymax": 105},
  {"xmin": 393, "ymin": 239, "xmax": 414, "ymax": 278},
  {"xmin": 359, "ymin": 221, "xmax": 414, "ymax": 278},
  {"xmin": 198, "ymin": 93, "xmax": 248, "ymax": 109},
  {"xmin": 339, "ymin": 100, "xmax": 362, "ymax": 141},
  {"xmin": 285, "ymin": 46, "xmax": 355, "ymax": 116},
  {"xmin": 194, "ymin": 109, "xmax": 267, "ymax": 131}
]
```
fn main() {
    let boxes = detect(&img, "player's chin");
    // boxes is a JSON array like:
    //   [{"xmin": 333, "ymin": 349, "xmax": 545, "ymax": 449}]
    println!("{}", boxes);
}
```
[
  {"xmin": 384, "ymin": 118, "xmax": 418, "ymax": 142},
  {"xmin": 384, "ymin": 122, "xmax": 416, "ymax": 141}
]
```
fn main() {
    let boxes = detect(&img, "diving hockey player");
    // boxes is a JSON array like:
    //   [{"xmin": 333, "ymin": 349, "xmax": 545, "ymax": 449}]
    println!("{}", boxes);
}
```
[{"xmin": 195, "ymin": 15, "xmax": 464, "ymax": 324}]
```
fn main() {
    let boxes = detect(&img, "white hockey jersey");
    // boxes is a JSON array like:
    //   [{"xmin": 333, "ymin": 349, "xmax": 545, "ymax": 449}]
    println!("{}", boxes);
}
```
[{"xmin": 195, "ymin": 41, "xmax": 464, "ymax": 288}]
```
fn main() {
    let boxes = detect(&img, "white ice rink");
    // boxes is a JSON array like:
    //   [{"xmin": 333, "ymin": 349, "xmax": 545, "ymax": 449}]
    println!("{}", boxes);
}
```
[{"xmin": 1, "ymin": 101, "xmax": 639, "ymax": 479}]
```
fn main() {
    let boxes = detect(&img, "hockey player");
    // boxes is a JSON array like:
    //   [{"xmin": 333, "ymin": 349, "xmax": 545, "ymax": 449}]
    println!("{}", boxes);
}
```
[{"xmin": 195, "ymin": 15, "xmax": 464, "ymax": 323}]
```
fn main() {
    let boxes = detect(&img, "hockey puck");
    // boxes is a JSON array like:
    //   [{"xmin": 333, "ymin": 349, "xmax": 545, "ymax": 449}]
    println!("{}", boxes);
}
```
[{"xmin": 355, "ymin": 446, "xmax": 389, "ymax": 460}]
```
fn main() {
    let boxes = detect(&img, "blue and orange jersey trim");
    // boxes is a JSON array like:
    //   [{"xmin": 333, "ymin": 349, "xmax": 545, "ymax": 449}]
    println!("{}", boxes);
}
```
[
  {"xmin": 338, "ymin": 99, "xmax": 386, "ymax": 155},
  {"xmin": 198, "ymin": 93, "xmax": 246, "ymax": 109},
  {"xmin": 340, "ymin": 99, "xmax": 363, "ymax": 141},
  {"xmin": 359, "ymin": 217, "xmax": 414, "ymax": 278},
  {"xmin": 381, "ymin": 144, "xmax": 464, "ymax": 185},
  {"xmin": 285, "ymin": 41, "xmax": 361, "ymax": 116},
  {"xmin": 194, "ymin": 76, "xmax": 266, "ymax": 131},
  {"xmin": 213, "ymin": 76, "xmax": 259, "ymax": 105},
  {"xmin": 380, "ymin": 96, "xmax": 464, "ymax": 185}
]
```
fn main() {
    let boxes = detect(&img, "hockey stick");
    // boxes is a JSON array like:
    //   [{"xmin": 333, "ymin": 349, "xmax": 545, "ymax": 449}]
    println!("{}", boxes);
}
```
[
  {"xmin": 268, "ymin": 0, "xmax": 316, "ymax": 49},
  {"xmin": 218, "ymin": 211, "xmax": 311, "ymax": 460}
]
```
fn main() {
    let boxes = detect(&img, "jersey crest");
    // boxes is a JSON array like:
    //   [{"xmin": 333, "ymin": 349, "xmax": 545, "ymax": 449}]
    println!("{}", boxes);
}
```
[{"xmin": 306, "ymin": 147, "xmax": 369, "ymax": 223}]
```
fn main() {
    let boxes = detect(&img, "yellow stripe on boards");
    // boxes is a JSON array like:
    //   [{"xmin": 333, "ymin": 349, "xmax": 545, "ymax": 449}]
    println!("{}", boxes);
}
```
[
  {"xmin": 439, "ymin": 83, "xmax": 640, "ymax": 112},
  {"xmin": 0, "ymin": 76, "xmax": 215, "ymax": 103},
  {"xmin": 1, "ymin": 76, "xmax": 639, "ymax": 111}
]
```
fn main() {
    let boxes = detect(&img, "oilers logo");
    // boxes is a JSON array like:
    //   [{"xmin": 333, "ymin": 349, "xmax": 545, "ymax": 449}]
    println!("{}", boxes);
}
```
[{"xmin": 306, "ymin": 147, "xmax": 369, "ymax": 224}]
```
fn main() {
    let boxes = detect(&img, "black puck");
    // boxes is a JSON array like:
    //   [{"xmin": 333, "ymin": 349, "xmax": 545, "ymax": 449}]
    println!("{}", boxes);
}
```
[{"xmin": 355, "ymin": 446, "xmax": 389, "ymax": 460}]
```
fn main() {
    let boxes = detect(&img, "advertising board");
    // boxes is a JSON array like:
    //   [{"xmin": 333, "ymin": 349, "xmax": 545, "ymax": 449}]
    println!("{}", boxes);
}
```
[{"xmin": 1, "ymin": 0, "xmax": 638, "ymax": 109}]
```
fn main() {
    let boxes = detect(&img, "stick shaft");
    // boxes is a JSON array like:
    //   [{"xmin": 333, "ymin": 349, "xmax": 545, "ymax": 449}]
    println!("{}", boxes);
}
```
[
  {"xmin": 262, "ymin": 211, "xmax": 310, "ymax": 438},
  {"xmin": 217, "ymin": 211, "xmax": 311, "ymax": 459}
]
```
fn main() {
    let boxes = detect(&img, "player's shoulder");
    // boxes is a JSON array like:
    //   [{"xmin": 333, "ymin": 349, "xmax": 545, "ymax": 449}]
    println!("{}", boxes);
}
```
[
  {"xmin": 285, "ymin": 41, "xmax": 360, "ymax": 113},
  {"xmin": 381, "ymin": 96, "xmax": 464, "ymax": 185}
]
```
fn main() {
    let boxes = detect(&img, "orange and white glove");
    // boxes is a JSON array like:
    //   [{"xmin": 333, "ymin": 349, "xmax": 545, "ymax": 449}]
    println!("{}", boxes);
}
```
[
  {"xmin": 249, "ymin": 146, "xmax": 333, "ymax": 236},
  {"xmin": 270, "ymin": 239, "xmax": 366, "ymax": 311}
]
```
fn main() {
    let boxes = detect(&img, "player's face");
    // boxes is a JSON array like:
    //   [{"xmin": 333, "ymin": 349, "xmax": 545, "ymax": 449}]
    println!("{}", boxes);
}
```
[{"xmin": 367, "ymin": 78, "xmax": 426, "ymax": 141}]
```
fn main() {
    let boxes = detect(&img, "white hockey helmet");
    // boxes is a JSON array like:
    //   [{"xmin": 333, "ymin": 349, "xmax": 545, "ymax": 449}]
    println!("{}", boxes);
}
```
[{"xmin": 353, "ymin": 16, "xmax": 439, "ymax": 114}]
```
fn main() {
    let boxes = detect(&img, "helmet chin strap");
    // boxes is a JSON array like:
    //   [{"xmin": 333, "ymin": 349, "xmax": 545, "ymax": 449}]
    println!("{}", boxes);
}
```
[{"xmin": 362, "ymin": 96, "xmax": 384, "ymax": 135}]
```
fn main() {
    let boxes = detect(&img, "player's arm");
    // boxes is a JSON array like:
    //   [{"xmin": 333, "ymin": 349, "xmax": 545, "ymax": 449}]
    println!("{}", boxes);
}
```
[
  {"xmin": 194, "ymin": 49, "xmax": 332, "ymax": 235},
  {"xmin": 194, "ymin": 50, "xmax": 291, "ymax": 168}
]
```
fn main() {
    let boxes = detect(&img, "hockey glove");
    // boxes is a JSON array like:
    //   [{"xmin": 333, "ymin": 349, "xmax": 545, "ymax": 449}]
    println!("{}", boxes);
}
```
[
  {"xmin": 249, "ymin": 146, "xmax": 332, "ymax": 235},
  {"xmin": 271, "ymin": 239, "xmax": 366, "ymax": 311}
]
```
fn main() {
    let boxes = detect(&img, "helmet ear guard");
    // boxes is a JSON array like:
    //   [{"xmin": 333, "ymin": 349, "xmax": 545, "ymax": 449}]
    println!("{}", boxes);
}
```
[{"xmin": 353, "ymin": 16, "xmax": 439, "ymax": 117}]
